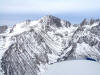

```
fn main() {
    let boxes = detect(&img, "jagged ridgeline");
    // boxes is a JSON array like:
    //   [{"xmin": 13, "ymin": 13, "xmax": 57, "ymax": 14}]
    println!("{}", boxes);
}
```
[{"xmin": 0, "ymin": 15, "xmax": 100, "ymax": 75}]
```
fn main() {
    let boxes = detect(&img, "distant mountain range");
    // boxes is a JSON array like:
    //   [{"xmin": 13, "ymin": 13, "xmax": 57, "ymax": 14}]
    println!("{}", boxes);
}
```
[{"xmin": 0, "ymin": 15, "xmax": 100, "ymax": 75}]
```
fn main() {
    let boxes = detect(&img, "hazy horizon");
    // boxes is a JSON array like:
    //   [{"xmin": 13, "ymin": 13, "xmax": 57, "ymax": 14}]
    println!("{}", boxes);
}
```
[{"xmin": 0, "ymin": 0, "xmax": 100, "ymax": 25}]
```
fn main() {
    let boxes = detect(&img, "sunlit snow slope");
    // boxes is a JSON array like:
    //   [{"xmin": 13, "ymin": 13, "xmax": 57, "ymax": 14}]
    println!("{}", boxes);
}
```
[{"xmin": 42, "ymin": 60, "xmax": 100, "ymax": 75}]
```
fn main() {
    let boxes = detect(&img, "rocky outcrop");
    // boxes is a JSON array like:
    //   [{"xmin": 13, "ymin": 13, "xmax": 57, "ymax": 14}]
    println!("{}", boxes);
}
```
[
  {"xmin": 80, "ymin": 18, "xmax": 100, "ymax": 26},
  {"xmin": 1, "ymin": 30, "xmax": 49, "ymax": 75},
  {"xmin": 39, "ymin": 15, "xmax": 71, "ymax": 28},
  {"xmin": 0, "ymin": 26, "xmax": 8, "ymax": 34},
  {"xmin": 90, "ymin": 22, "xmax": 100, "ymax": 36}
]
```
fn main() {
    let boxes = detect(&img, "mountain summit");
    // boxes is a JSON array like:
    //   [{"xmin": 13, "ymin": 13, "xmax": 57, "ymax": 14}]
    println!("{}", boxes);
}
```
[{"xmin": 39, "ymin": 15, "xmax": 71, "ymax": 28}]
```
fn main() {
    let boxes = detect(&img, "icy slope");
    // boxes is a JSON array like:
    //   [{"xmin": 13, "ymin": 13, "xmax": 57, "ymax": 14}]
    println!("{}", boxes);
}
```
[{"xmin": 42, "ymin": 60, "xmax": 100, "ymax": 75}]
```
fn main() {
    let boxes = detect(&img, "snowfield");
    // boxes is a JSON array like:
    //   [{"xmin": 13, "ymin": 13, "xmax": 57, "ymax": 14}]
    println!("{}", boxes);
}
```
[{"xmin": 42, "ymin": 60, "xmax": 100, "ymax": 75}]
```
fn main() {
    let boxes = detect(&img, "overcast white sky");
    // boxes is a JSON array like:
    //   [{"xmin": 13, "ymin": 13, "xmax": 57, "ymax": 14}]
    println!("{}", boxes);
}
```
[{"xmin": 0, "ymin": 0, "xmax": 100, "ymax": 14}]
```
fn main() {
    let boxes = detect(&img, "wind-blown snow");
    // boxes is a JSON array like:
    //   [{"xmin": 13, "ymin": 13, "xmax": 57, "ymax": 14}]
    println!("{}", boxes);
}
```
[
  {"xmin": 10, "ymin": 20, "xmax": 39, "ymax": 36},
  {"xmin": 42, "ymin": 60, "xmax": 100, "ymax": 75}
]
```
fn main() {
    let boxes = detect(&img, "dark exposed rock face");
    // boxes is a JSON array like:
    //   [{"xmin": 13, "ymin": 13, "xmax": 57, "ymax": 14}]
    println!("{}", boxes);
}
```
[
  {"xmin": 77, "ymin": 36, "xmax": 98, "ymax": 46},
  {"xmin": 91, "ymin": 23, "xmax": 100, "ymax": 36},
  {"xmin": 80, "ymin": 19, "xmax": 89, "ymax": 26},
  {"xmin": 39, "ymin": 15, "xmax": 71, "ymax": 28},
  {"xmin": 63, "ymin": 21, "xmax": 71, "ymax": 28},
  {"xmin": 39, "ymin": 15, "xmax": 62, "ymax": 27},
  {"xmin": 0, "ymin": 26, "xmax": 8, "ymax": 33},
  {"xmin": 80, "ymin": 18, "xmax": 100, "ymax": 26}
]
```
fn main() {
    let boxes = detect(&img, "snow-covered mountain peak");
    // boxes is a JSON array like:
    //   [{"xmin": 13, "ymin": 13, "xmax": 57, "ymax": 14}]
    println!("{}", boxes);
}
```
[
  {"xmin": 8, "ymin": 15, "xmax": 72, "ymax": 37},
  {"xmin": 39, "ymin": 15, "xmax": 62, "ymax": 27},
  {"xmin": 80, "ymin": 18, "xmax": 100, "ymax": 26},
  {"xmin": 0, "ymin": 16, "xmax": 100, "ymax": 75},
  {"xmin": 8, "ymin": 20, "xmax": 40, "ymax": 36},
  {"xmin": 39, "ymin": 15, "xmax": 71, "ymax": 28},
  {"xmin": 40, "ymin": 15, "xmax": 59, "ymax": 21}
]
